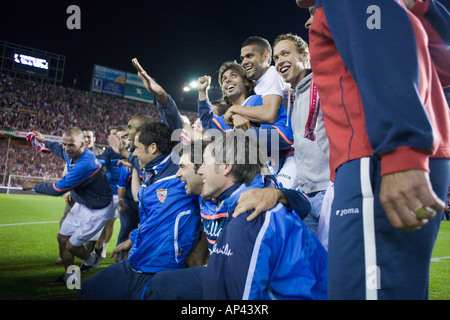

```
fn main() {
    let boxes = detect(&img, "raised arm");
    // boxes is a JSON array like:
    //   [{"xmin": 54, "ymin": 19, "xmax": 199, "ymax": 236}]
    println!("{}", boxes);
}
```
[{"xmin": 132, "ymin": 58, "xmax": 183, "ymax": 131}]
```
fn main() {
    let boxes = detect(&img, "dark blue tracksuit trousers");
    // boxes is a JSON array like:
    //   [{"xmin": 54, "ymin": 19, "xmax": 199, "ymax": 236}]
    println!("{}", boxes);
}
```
[{"xmin": 328, "ymin": 157, "xmax": 449, "ymax": 300}]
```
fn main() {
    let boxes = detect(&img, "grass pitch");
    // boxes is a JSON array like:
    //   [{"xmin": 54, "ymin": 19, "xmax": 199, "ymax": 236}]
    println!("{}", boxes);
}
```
[{"xmin": 0, "ymin": 193, "xmax": 448, "ymax": 300}]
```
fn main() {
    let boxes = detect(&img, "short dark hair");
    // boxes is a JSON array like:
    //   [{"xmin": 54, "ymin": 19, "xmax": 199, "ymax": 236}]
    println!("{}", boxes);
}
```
[
  {"xmin": 133, "ymin": 115, "xmax": 155, "ymax": 133},
  {"xmin": 241, "ymin": 36, "xmax": 272, "ymax": 65},
  {"xmin": 82, "ymin": 128, "xmax": 95, "ymax": 135},
  {"xmin": 137, "ymin": 122, "xmax": 177, "ymax": 155},
  {"xmin": 209, "ymin": 130, "xmax": 267, "ymax": 185},
  {"xmin": 179, "ymin": 140, "xmax": 208, "ymax": 173}
]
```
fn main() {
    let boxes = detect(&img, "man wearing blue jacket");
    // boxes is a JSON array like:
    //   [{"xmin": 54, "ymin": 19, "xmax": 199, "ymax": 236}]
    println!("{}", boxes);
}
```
[
  {"xmin": 197, "ymin": 130, "xmax": 327, "ymax": 300},
  {"xmin": 148, "ymin": 138, "xmax": 315, "ymax": 300},
  {"xmin": 22, "ymin": 128, "xmax": 115, "ymax": 286},
  {"xmin": 78, "ymin": 122, "xmax": 200, "ymax": 300}
]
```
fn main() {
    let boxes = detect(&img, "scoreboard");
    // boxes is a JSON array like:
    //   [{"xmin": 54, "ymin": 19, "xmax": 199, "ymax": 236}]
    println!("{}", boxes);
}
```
[{"xmin": 13, "ymin": 50, "xmax": 49, "ymax": 76}]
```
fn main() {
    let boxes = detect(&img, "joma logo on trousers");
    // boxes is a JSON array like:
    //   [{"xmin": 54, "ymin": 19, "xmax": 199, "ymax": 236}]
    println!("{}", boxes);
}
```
[{"xmin": 336, "ymin": 208, "xmax": 360, "ymax": 216}]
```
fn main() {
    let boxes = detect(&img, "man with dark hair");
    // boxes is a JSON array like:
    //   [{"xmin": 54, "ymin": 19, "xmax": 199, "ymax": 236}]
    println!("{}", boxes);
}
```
[
  {"xmin": 116, "ymin": 127, "xmax": 140, "ymax": 246},
  {"xmin": 78, "ymin": 122, "xmax": 200, "ymax": 300},
  {"xmin": 148, "ymin": 133, "xmax": 315, "ymax": 300},
  {"xmin": 108, "ymin": 115, "xmax": 154, "ymax": 159},
  {"xmin": 223, "ymin": 36, "xmax": 290, "ymax": 128},
  {"xmin": 198, "ymin": 130, "xmax": 327, "ymax": 299},
  {"xmin": 22, "ymin": 128, "xmax": 114, "ymax": 286},
  {"xmin": 197, "ymin": 61, "xmax": 294, "ymax": 176},
  {"xmin": 223, "ymin": 36, "xmax": 297, "ymax": 189}
]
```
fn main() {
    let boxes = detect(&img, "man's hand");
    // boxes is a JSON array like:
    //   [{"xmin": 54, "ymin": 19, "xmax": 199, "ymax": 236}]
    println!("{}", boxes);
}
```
[
  {"xmin": 234, "ymin": 188, "xmax": 287, "ymax": 221},
  {"xmin": 22, "ymin": 180, "xmax": 35, "ymax": 191},
  {"xmin": 118, "ymin": 199, "xmax": 126, "ymax": 212},
  {"xmin": 110, "ymin": 239, "xmax": 133, "ymax": 262},
  {"xmin": 118, "ymin": 159, "xmax": 133, "ymax": 171},
  {"xmin": 64, "ymin": 192, "xmax": 72, "ymax": 205},
  {"xmin": 32, "ymin": 131, "xmax": 46, "ymax": 143},
  {"xmin": 131, "ymin": 58, "xmax": 168, "ymax": 104},
  {"xmin": 223, "ymin": 106, "xmax": 238, "ymax": 127},
  {"xmin": 108, "ymin": 134, "xmax": 124, "ymax": 155},
  {"xmin": 197, "ymin": 75, "xmax": 211, "ymax": 92},
  {"xmin": 231, "ymin": 114, "xmax": 252, "ymax": 130},
  {"xmin": 380, "ymin": 170, "xmax": 444, "ymax": 231}
]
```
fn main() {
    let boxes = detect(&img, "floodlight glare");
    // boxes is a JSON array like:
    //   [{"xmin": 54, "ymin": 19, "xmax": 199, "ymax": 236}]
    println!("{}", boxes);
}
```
[{"xmin": 189, "ymin": 80, "xmax": 197, "ymax": 89}]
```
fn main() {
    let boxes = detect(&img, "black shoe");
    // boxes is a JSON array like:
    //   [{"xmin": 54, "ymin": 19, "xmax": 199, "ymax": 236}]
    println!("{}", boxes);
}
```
[{"xmin": 48, "ymin": 274, "xmax": 67, "ymax": 287}]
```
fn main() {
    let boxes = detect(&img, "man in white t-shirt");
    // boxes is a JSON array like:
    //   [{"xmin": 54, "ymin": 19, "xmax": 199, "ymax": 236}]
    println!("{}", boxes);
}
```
[
  {"xmin": 223, "ymin": 36, "xmax": 297, "ymax": 189},
  {"xmin": 224, "ymin": 36, "xmax": 290, "ymax": 126}
]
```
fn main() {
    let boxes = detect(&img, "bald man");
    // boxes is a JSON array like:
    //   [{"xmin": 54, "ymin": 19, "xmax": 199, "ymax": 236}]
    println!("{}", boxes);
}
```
[{"xmin": 23, "ymin": 128, "xmax": 115, "ymax": 286}]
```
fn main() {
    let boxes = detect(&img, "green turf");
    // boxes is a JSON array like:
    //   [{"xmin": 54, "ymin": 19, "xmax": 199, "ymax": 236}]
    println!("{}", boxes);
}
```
[
  {"xmin": 0, "ymin": 193, "xmax": 120, "ymax": 300},
  {"xmin": 0, "ymin": 193, "xmax": 448, "ymax": 300}
]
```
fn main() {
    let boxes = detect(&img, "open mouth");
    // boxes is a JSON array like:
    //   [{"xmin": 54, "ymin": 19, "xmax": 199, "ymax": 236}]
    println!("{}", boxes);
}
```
[{"xmin": 279, "ymin": 65, "xmax": 290, "ymax": 77}]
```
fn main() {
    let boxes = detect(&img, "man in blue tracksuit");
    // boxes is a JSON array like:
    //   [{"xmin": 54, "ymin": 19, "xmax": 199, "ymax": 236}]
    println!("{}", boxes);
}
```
[
  {"xmin": 22, "ymin": 128, "xmax": 115, "ymax": 286},
  {"xmin": 146, "ymin": 138, "xmax": 314, "ymax": 300},
  {"xmin": 78, "ymin": 122, "xmax": 200, "ymax": 300},
  {"xmin": 197, "ymin": 131, "xmax": 327, "ymax": 299}
]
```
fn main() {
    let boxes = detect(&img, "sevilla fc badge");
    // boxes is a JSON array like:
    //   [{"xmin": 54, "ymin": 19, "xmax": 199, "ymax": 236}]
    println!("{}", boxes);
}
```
[{"xmin": 157, "ymin": 189, "xmax": 167, "ymax": 203}]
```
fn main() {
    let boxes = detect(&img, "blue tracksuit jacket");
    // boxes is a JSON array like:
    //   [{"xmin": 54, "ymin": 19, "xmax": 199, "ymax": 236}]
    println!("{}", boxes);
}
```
[
  {"xmin": 198, "ymin": 95, "xmax": 294, "ymax": 151},
  {"xmin": 203, "ymin": 175, "xmax": 327, "ymax": 300},
  {"xmin": 34, "ymin": 140, "xmax": 112, "ymax": 209},
  {"xmin": 127, "ymin": 153, "xmax": 200, "ymax": 273},
  {"xmin": 98, "ymin": 147, "xmax": 124, "ymax": 195}
]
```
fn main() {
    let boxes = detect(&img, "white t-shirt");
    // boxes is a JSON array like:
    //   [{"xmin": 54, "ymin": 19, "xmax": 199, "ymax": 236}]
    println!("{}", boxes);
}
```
[{"xmin": 254, "ymin": 66, "xmax": 290, "ymax": 108}]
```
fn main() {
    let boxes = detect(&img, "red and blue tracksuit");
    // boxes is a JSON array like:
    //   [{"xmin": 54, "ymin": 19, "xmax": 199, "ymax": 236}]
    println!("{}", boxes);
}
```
[
  {"xmin": 34, "ymin": 140, "xmax": 112, "ymax": 210},
  {"xmin": 309, "ymin": 0, "xmax": 450, "ymax": 299}
]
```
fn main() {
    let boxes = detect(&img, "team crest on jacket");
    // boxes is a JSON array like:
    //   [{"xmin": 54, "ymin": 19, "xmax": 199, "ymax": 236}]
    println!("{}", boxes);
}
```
[{"xmin": 157, "ymin": 189, "xmax": 168, "ymax": 203}]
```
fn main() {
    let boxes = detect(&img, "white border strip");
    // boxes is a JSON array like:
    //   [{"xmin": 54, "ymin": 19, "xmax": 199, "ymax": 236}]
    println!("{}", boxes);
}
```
[
  {"xmin": 360, "ymin": 157, "xmax": 378, "ymax": 300},
  {"xmin": 0, "ymin": 221, "xmax": 59, "ymax": 227},
  {"xmin": 242, "ymin": 205, "xmax": 278, "ymax": 300}
]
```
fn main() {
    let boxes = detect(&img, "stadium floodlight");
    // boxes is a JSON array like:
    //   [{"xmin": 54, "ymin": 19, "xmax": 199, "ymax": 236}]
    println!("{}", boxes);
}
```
[
  {"xmin": 189, "ymin": 80, "xmax": 198, "ymax": 90},
  {"xmin": 183, "ymin": 86, "xmax": 191, "ymax": 92}
]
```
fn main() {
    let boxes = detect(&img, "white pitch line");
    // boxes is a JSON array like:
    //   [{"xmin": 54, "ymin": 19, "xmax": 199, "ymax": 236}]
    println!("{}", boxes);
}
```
[
  {"xmin": 0, "ymin": 221, "xmax": 59, "ymax": 227},
  {"xmin": 431, "ymin": 256, "xmax": 450, "ymax": 262}
]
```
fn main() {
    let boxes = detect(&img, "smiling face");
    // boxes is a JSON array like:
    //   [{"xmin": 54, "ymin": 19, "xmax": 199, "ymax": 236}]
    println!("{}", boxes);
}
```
[
  {"xmin": 62, "ymin": 133, "xmax": 85, "ymax": 161},
  {"xmin": 83, "ymin": 130, "xmax": 95, "ymax": 150},
  {"xmin": 274, "ymin": 39, "xmax": 309, "ymax": 88},
  {"xmin": 240, "ymin": 45, "xmax": 268, "ymax": 81},
  {"xmin": 132, "ymin": 134, "xmax": 156, "ymax": 169},
  {"xmin": 176, "ymin": 153, "xmax": 204, "ymax": 195},
  {"xmin": 221, "ymin": 68, "xmax": 249, "ymax": 102},
  {"xmin": 197, "ymin": 144, "xmax": 228, "ymax": 199}
]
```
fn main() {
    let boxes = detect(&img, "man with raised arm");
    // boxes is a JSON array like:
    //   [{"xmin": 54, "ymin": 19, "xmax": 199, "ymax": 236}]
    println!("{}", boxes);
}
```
[{"xmin": 22, "ymin": 128, "xmax": 114, "ymax": 286}]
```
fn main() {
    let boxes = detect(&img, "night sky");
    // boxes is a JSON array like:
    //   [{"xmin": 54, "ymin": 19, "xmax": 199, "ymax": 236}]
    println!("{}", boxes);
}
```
[{"xmin": 0, "ymin": 0, "xmax": 310, "ymax": 111}]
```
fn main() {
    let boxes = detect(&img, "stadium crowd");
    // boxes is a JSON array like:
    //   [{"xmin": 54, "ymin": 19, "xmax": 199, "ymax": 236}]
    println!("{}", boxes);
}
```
[
  {"xmin": 2, "ymin": 0, "xmax": 450, "ymax": 301},
  {"xmin": 0, "ymin": 72, "xmax": 198, "ymax": 183}
]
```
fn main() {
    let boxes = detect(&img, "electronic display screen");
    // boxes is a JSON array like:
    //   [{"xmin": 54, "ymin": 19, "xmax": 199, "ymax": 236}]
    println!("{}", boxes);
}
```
[{"xmin": 12, "ymin": 50, "xmax": 49, "ymax": 75}]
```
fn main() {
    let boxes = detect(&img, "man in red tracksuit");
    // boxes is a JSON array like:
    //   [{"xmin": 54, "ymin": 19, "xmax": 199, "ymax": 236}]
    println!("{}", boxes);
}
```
[{"xmin": 298, "ymin": 0, "xmax": 450, "ymax": 299}]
